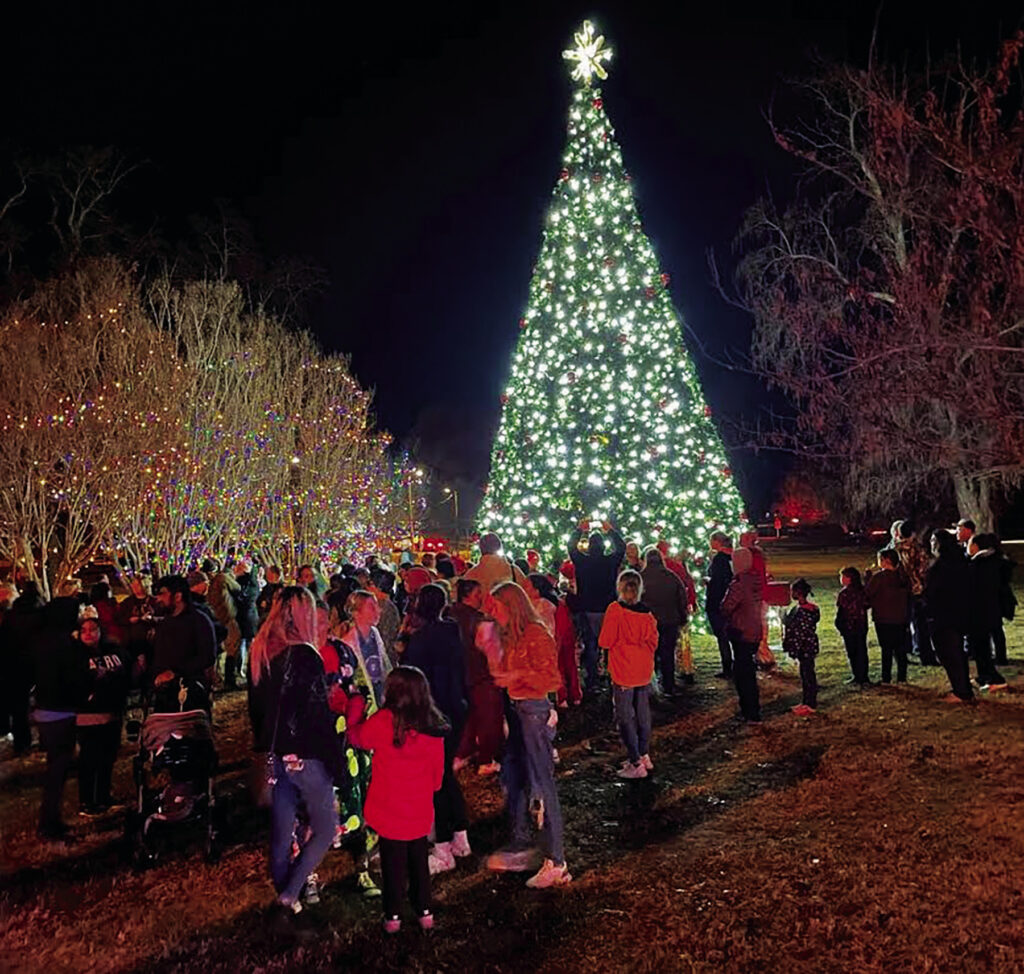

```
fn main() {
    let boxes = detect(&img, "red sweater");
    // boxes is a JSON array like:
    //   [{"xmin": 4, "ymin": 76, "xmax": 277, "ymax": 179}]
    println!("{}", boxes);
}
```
[{"xmin": 345, "ymin": 695, "xmax": 444, "ymax": 841}]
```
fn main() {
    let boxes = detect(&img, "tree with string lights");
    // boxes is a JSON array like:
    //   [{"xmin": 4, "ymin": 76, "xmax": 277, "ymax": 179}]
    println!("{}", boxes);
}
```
[{"xmin": 478, "ymin": 21, "xmax": 746, "ymax": 566}]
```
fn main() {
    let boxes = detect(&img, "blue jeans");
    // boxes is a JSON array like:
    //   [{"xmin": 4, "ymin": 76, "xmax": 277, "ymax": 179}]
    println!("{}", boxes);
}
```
[
  {"xmin": 269, "ymin": 756, "xmax": 339, "ymax": 903},
  {"xmin": 612, "ymin": 684, "xmax": 651, "ymax": 763},
  {"xmin": 503, "ymin": 698, "xmax": 565, "ymax": 865},
  {"xmin": 580, "ymin": 612, "xmax": 605, "ymax": 689}
]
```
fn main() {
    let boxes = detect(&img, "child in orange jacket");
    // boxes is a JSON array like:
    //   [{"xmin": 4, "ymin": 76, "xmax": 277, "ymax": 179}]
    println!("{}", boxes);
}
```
[{"xmin": 599, "ymin": 570, "xmax": 658, "ymax": 779}]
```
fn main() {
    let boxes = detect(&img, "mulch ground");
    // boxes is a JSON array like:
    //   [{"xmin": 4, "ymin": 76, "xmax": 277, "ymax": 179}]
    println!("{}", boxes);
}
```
[{"xmin": 2, "ymin": 542, "xmax": 1023, "ymax": 973}]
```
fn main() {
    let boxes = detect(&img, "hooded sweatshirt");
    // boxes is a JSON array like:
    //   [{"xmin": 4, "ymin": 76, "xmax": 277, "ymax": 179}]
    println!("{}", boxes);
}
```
[{"xmin": 598, "ymin": 600, "xmax": 658, "ymax": 687}]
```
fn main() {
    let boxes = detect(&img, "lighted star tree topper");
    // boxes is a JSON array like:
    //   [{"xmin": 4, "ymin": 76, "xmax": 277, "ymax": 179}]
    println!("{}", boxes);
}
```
[{"xmin": 478, "ymin": 20, "xmax": 747, "ymax": 568}]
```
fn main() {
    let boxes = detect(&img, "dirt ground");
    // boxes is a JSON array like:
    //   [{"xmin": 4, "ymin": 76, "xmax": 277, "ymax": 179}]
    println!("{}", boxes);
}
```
[{"xmin": 2, "ymin": 541, "xmax": 1023, "ymax": 973}]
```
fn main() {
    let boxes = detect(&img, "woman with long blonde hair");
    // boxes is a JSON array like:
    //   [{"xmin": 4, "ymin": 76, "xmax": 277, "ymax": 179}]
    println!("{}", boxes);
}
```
[
  {"xmin": 249, "ymin": 586, "xmax": 347, "ymax": 917},
  {"xmin": 484, "ymin": 582, "xmax": 570, "ymax": 889}
]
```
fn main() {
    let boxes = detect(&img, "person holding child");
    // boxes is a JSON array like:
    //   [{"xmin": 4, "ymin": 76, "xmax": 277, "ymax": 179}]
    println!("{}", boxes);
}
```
[
  {"xmin": 783, "ymin": 579, "xmax": 820, "ymax": 715},
  {"xmin": 598, "ymin": 570, "xmax": 659, "ymax": 779},
  {"xmin": 345, "ymin": 666, "xmax": 446, "ymax": 934}
]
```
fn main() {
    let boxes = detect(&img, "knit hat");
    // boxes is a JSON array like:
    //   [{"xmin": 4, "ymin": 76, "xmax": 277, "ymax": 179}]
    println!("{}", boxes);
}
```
[
  {"xmin": 186, "ymin": 570, "xmax": 208, "ymax": 588},
  {"xmin": 404, "ymin": 566, "xmax": 432, "ymax": 595}
]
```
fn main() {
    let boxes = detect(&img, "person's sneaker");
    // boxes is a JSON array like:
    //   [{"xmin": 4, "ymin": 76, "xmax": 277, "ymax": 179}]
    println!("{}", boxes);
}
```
[
  {"xmin": 477, "ymin": 761, "xmax": 501, "ymax": 776},
  {"xmin": 941, "ymin": 692, "xmax": 970, "ymax": 704},
  {"xmin": 357, "ymin": 870, "xmax": 382, "ymax": 898},
  {"xmin": 383, "ymin": 915, "xmax": 401, "ymax": 935},
  {"xmin": 428, "ymin": 842, "xmax": 456, "ymax": 875},
  {"xmin": 417, "ymin": 911, "xmax": 434, "ymax": 931},
  {"xmin": 486, "ymin": 847, "xmax": 542, "ymax": 872},
  {"xmin": 450, "ymin": 830, "xmax": 472, "ymax": 858},
  {"xmin": 525, "ymin": 858, "xmax": 572, "ymax": 889},
  {"xmin": 640, "ymin": 753, "xmax": 654, "ymax": 771},
  {"xmin": 617, "ymin": 761, "xmax": 647, "ymax": 779},
  {"xmin": 301, "ymin": 873, "xmax": 321, "ymax": 905},
  {"xmin": 981, "ymin": 682, "xmax": 1008, "ymax": 692},
  {"xmin": 791, "ymin": 704, "xmax": 816, "ymax": 716}
]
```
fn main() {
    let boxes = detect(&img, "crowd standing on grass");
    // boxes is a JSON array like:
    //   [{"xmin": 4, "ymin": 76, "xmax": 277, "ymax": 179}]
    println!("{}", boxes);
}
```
[{"xmin": 0, "ymin": 511, "xmax": 1017, "ymax": 931}]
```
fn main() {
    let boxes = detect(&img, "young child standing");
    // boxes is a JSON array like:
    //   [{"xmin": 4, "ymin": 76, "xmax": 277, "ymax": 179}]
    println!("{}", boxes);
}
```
[
  {"xmin": 835, "ymin": 567, "xmax": 870, "ymax": 687},
  {"xmin": 598, "ymin": 570, "xmax": 658, "ymax": 779},
  {"xmin": 345, "ymin": 666, "xmax": 446, "ymax": 934},
  {"xmin": 783, "ymin": 578, "xmax": 821, "ymax": 715}
]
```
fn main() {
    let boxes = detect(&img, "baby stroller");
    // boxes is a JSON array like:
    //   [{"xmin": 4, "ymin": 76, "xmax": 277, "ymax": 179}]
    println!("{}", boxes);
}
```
[{"xmin": 126, "ymin": 678, "xmax": 220, "ymax": 868}]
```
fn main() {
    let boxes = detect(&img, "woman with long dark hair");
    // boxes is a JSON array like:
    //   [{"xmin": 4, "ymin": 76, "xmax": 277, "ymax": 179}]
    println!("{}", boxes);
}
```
[
  {"xmin": 250, "ymin": 586, "xmax": 348, "ymax": 914},
  {"xmin": 401, "ymin": 583, "xmax": 470, "ymax": 874}
]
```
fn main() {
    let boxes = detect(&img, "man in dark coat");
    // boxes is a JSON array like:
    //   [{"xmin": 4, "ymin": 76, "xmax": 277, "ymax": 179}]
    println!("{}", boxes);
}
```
[
  {"xmin": 705, "ymin": 532, "xmax": 734, "ymax": 678},
  {"xmin": 640, "ymin": 548, "xmax": 688, "ymax": 696},
  {"xmin": 966, "ymin": 533, "xmax": 1008, "ymax": 691},
  {"xmin": 568, "ymin": 518, "xmax": 626, "ymax": 691}
]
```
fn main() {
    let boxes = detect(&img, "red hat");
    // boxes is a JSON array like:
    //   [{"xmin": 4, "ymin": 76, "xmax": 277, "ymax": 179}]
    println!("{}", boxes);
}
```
[
  {"xmin": 559, "ymin": 559, "xmax": 575, "ymax": 580},
  {"xmin": 527, "ymin": 549, "xmax": 540, "ymax": 563},
  {"xmin": 404, "ymin": 566, "xmax": 432, "ymax": 594}
]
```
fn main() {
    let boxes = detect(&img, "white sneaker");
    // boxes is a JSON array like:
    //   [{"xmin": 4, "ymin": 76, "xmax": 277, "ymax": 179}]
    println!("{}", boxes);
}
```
[
  {"xmin": 640, "ymin": 753, "xmax": 654, "ymax": 771},
  {"xmin": 450, "ymin": 829, "xmax": 472, "ymax": 858},
  {"xmin": 525, "ymin": 858, "xmax": 572, "ymax": 889},
  {"xmin": 428, "ymin": 842, "xmax": 456, "ymax": 875},
  {"xmin": 617, "ymin": 761, "xmax": 647, "ymax": 779}
]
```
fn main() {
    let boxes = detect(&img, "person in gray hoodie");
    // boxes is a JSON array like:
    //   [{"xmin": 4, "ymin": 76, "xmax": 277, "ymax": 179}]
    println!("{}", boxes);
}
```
[{"xmin": 719, "ymin": 547, "xmax": 762, "ymax": 723}]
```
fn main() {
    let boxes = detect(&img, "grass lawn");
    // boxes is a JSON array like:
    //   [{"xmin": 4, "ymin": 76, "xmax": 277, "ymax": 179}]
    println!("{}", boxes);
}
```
[{"xmin": 2, "ymin": 541, "xmax": 1023, "ymax": 972}]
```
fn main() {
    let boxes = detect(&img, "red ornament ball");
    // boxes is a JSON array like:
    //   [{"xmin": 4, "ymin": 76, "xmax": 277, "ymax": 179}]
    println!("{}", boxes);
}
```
[
  {"xmin": 567, "ymin": 371, "xmax": 577, "ymax": 384},
  {"xmin": 518, "ymin": 317, "xmax": 527, "ymax": 329},
  {"xmin": 616, "ymin": 332, "xmax": 628, "ymax": 345},
  {"xmin": 703, "ymin": 405, "xmax": 713, "ymax": 418},
  {"xmin": 644, "ymin": 286, "xmax": 657, "ymax": 299},
  {"xmin": 603, "ymin": 256, "xmax": 615, "ymax": 268},
  {"xmin": 721, "ymin": 466, "xmax": 732, "ymax": 478},
  {"xmin": 657, "ymin": 398, "xmax": 668, "ymax": 410},
  {"xmin": 560, "ymin": 168, "xmax": 570, "ymax": 182},
  {"xmin": 660, "ymin": 272, "xmax": 671, "ymax": 287},
  {"xmin": 500, "ymin": 393, "xmax": 509, "ymax": 405},
  {"xmin": 592, "ymin": 97, "xmax": 603, "ymax": 110},
  {"xmin": 698, "ymin": 449, "xmax": 706, "ymax": 463}
]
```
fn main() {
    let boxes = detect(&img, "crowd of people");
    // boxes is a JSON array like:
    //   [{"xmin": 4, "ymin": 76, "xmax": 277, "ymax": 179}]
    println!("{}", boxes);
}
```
[{"xmin": 0, "ymin": 512, "xmax": 1015, "ymax": 934}]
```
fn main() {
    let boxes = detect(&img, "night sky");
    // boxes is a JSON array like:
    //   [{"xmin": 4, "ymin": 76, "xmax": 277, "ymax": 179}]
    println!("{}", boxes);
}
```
[{"xmin": 6, "ymin": 1, "xmax": 1022, "ymax": 521}]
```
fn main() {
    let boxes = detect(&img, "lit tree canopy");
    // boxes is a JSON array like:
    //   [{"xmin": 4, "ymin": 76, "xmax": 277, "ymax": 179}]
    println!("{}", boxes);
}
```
[{"xmin": 478, "ymin": 22, "xmax": 746, "ymax": 565}]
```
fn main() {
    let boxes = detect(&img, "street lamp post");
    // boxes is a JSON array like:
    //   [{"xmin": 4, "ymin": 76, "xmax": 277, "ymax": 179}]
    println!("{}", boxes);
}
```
[
  {"xmin": 407, "ymin": 468, "xmax": 424, "ymax": 551},
  {"xmin": 443, "ymin": 486, "xmax": 460, "ymax": 539}
]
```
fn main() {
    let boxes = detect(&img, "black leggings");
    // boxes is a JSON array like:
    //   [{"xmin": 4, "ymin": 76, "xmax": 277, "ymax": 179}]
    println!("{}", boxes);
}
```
[
  {"xmin": 77, "ymin": 721, "xmax": 122, "ymax": 807},
  {"xmin": 379, "ymin": 835, "xmax": 431, "ymax": 918},
  {"xmin": 433, "ymin": 723, "xmax": 468, "ymax": 843}
]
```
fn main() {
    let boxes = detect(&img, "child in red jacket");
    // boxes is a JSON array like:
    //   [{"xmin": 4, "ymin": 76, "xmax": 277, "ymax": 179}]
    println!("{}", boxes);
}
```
[
  {"xmin": 599, "ymin": 570, "xmax": 658, "ymax": 780},
  {"xmin": 345, "ymin": 666, "xmax": 447, "ymax": 934}
]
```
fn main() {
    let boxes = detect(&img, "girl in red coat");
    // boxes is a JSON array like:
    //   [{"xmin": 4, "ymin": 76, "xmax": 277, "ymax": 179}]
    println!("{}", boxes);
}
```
[{"xmin": 345, "ymin": 666, "xmax": 447, "ymax": 934}]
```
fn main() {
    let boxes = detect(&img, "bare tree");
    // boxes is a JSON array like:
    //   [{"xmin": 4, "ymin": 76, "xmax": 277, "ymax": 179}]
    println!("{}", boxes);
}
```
[{"xmin": 725, "ymin": 33, "xmax": 1024, "ymax": 529}]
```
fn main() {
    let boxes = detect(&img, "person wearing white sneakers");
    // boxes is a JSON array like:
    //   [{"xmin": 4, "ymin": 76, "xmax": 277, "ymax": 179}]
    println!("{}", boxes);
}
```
[
  {"xmin": 484, "ymin": 582, "xmax": 571, "ymax": 888},
  {"xmin": 598, "ymin": 571, "xmax": 658, "ymax": 779}
]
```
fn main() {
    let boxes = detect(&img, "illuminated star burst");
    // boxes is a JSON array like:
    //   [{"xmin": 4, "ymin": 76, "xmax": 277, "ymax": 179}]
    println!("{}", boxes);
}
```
[{"xmin": 562, "ymin": 20, "xmax": 612, "ymax": 86}]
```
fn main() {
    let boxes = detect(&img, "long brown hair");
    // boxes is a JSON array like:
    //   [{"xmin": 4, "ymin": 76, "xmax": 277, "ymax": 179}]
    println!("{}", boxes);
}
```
[
  {"xmin": 383, "ymin": 666, "xmax": 448, "ymax": 747},
  {"xmin": 250, "ymin": 585, "xmax": 319, "ymax": 684},
  {"xmin": 491, "ymin": 581, "xmax": 543, "ymax": 646}
]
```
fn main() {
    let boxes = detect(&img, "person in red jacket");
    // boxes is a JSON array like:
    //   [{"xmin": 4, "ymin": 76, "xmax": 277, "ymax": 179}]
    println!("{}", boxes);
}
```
[
  {"xmin": 345, "ymin": 666, "xmax": 446, "ymax": 934},
  {"xmin": 599, "ymin": 571, "xmax": 658, "ymax": 779}
]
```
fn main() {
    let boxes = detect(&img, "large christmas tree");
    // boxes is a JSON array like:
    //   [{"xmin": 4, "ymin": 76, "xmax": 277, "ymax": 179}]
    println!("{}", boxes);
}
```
[{"xmin": 478, "ymin": 21, "xmax": 747, "ymax": 565}]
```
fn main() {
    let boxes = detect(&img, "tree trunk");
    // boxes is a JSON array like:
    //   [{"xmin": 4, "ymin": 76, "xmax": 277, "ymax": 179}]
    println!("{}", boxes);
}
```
[{"xmin": 953, "ymin": 472, "xmax": 995, "ymax": 533}]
